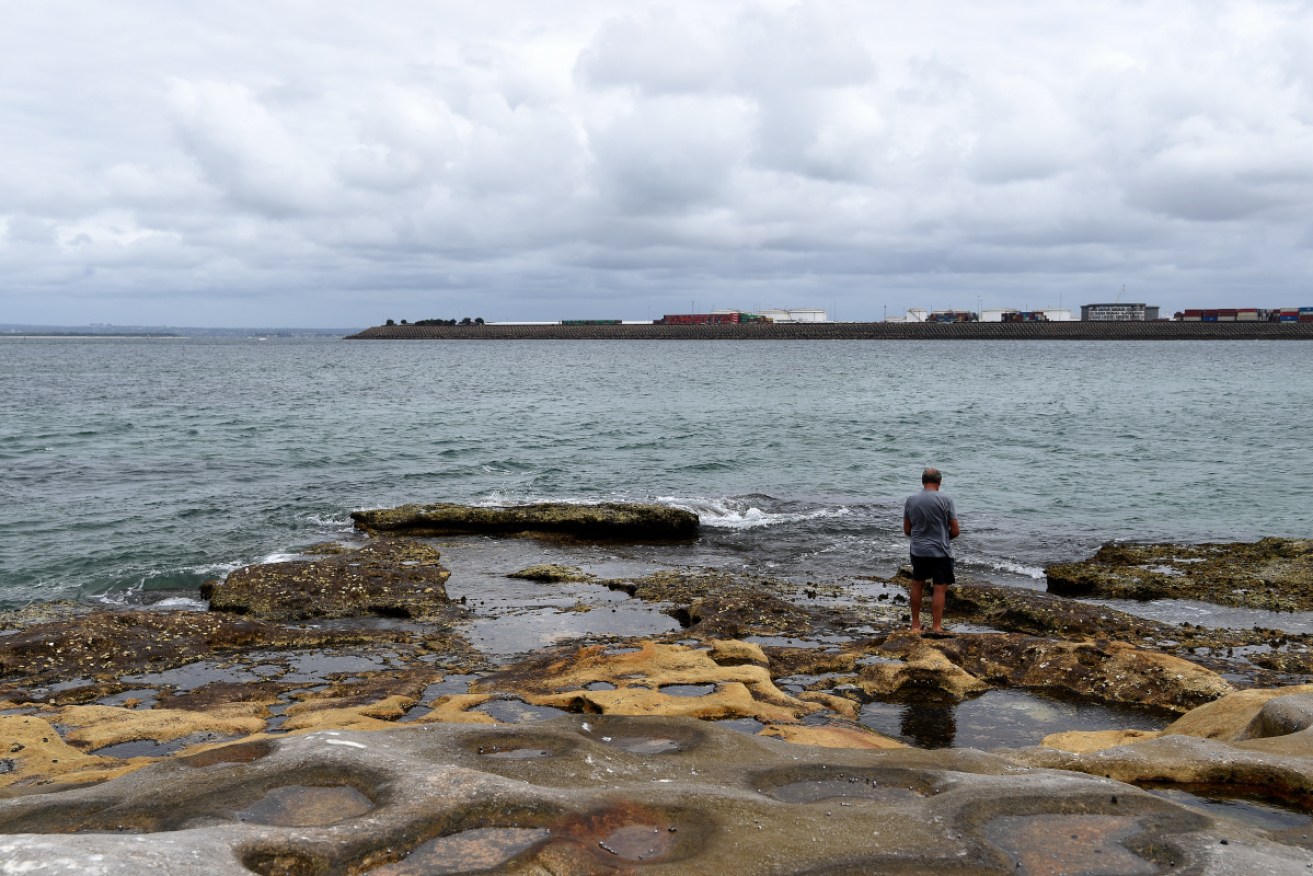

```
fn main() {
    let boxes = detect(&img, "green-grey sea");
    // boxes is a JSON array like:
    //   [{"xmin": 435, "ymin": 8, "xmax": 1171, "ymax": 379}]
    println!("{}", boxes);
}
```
[{"xmin": 2, "ymin": 336, "xmax": 1309, "ymax": 615}]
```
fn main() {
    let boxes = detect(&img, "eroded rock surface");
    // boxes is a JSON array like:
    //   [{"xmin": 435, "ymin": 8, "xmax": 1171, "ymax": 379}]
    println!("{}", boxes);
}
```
[
  {"xmin": 1045, "ymin": 537, "xmax": 1313, "ymax": 611},
  {"xmin": 2, "ymin": 717, "xmax": 1309, "ymax": 875},
  {"xmin": 203, "ymin": 539, "xmax": 460, "ymax": 622},
  {"xmin": 352, "ymin": 501, "xmax": 700, "ymax": 541}
]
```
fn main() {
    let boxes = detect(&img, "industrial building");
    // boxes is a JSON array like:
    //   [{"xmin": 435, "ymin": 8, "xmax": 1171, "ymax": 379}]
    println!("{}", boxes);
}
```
[{"xmin": 1081, "ymin": 303, "xmax": 1160, "ymax": 321}]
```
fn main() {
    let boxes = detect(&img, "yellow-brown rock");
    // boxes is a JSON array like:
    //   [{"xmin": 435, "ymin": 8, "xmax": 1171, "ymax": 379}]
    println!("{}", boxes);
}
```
[
  {"xmin": 857, "ymin": 645, "xmax": 989, "ymax": 700},
  {"xmin": 1161, "ymin": 683, "xmax": 1313, "ymax": 741},
  {"xmin": 282, "ymin": 694, "xmax": 414, "ymax": 733},
  {"xmin": 57, "ymin": 703, "xmax": 267, "ymax": 751},
  {"xmin": 760, "ymin": 724, "xmax": 907, "ymax": 750},
  {"xmin": 1040, "ymin": 728, "xmax": 1162, "ymax": 753},
  {"xmin": 0, "ymin": 715, "xmax": 128, "ymax": 790},
  {"xmin": 473, "ymin": 641, "xmax": 825, "ymax": 724}
]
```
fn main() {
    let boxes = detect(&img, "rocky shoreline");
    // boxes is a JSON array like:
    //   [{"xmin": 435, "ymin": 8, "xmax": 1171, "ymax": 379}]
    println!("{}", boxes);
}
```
[{"xmin": 3, "ymin": 503, "xmax": 1313, "ymax": 872}]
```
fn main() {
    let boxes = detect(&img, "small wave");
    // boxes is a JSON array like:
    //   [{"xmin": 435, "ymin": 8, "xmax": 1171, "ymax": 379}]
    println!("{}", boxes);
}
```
[
  {"xmin": 989, "ymin": 560, "xmax": 1046, "ymax": 579},
  {"xmin": 304, "ymin": 512, "xmax": 353, "ymax": 529},
  {"xmin": 148, "ymin": 597, "xmax": 208, "ymax": 611},
  {"xmin": 259, "ymin": 551, "xmax": 302, "ymax": 564},
  {"xmin": 660, "ymin": 496, "xmax": 853, "ymax": 530}
]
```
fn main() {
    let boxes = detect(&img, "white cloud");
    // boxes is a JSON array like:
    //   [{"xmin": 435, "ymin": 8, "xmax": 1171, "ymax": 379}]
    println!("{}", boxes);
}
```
[{"xmin": 0, "ymin": 0, "xmax": 1311, "ymax": 326}]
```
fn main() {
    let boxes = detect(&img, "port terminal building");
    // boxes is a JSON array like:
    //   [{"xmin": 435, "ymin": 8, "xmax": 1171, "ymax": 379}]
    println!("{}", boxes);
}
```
[{"xmin": 1080, "ymin": 303, "xmax": 1160, "ymax": 321}]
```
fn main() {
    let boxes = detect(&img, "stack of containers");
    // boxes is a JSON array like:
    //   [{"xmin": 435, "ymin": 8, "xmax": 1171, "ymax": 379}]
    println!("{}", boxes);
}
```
[
  {"xmin": 1279, "ymin": 308, "xmax": 1300, "ymax": 323},
  {"xmin": 1301, "ymin": 307, "xmax": 1313, "ymax": 323},
  {"xmin": 1181, "ymin": 309, "xmax": 1203, "ymax": 321},
  {"xmin": 1237, "ymin": 308, "xmax": 1260, "ymax": 321}
]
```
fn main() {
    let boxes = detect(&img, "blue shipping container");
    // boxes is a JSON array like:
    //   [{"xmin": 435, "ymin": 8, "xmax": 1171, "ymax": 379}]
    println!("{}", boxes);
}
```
[
  {"xmin": 1280, "ymin": 315, "xmax": 1299, "ymax": 322},
  {"xmin": 1202, "ymin": 315, "xmax": 1218, "ymax": 322}
]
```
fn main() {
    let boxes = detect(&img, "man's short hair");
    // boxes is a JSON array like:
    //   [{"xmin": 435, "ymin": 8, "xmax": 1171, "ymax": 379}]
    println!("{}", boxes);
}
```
[{"xmin": 922, "ymin": 467, "xmax": 942, "ymax": 485}]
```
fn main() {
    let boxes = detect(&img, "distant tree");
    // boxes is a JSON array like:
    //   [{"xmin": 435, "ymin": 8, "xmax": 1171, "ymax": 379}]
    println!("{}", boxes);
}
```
[
  {"xmin": 385, "ymin": 318, "xmax": 396, "ymax": 326},
  {"xmin": 400, "ymin": 319, "xmax": 409, "ymax": 325},
  {"xmin": 459, "ymin": 317, "xmax": 473, "ymax": 325},
  {"xmin": 474, "ymin": 317, "xmax": 485, "ymax": 325}
]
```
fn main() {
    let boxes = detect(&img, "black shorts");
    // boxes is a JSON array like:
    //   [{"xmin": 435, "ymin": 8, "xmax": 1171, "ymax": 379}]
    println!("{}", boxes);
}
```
[{"xmin": 910, "ymin": 555, "xmax": 955, "ymax": 585}]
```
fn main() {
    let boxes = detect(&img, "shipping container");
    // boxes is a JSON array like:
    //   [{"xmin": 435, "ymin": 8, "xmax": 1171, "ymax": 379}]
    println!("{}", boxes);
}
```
[
  {"xmin": 1183, "ymin": 309, "xmax": 1203, "ymax": 317},
  {"xmin": 1280, "ymin": 315, "xmax": 1299, "ymax": 322},
  {"xmin": 1301, "ymin": 315, "xmax": 1313, "ymax": 323},
  {"xmin": 1182, "ymin": 316, "xmax": 1201, "ymax": 321},
  {"xmin": 1237, "ymin": 311, "xmax": 1259, "ymax": 321},
  {"xmin": 1202, "ymin": 315, "xmax": 1219, "ymax": 322},
  {"xmin": 1301, "ymin": 307, "xmax": 1313, "ymax": 314}
]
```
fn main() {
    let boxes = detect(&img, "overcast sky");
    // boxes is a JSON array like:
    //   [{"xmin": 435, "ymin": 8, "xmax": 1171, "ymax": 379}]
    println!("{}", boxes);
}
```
[{"xmin": 3, "ymin": 1, "xmax": 1311, "ymax": 327}]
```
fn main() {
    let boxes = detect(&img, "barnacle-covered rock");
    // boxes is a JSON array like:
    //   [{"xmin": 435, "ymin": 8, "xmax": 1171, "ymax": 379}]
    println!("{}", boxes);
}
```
[
  {"xmin": 352, "ymin": 501, "xmax": 700, "ymax": 541},
  {"xmin": 204, "ymin": 538, "xmax": 460, "ymax": 622},
  {"xmin": 1045, "ymin": 537, "xmax": 1313, "ymax": 611}
]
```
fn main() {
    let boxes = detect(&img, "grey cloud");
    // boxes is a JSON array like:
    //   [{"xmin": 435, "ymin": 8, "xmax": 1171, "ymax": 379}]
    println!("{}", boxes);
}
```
[{"xmin": 3, "ymin": 0, "xmax": 1313, "ymax": 327}]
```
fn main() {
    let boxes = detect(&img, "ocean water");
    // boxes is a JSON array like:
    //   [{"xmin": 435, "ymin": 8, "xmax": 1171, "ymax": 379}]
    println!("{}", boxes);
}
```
[{"xmin": 1, "ymin": 336, "xmax": 1310, "ymax": 611}]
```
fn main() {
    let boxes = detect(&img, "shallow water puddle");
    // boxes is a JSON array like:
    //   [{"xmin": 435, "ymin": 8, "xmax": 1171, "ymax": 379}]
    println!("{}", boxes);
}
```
[
  {"xmin": 1087, "ymin": 598, "xmax": 1313, "ymax": 635},
  {"xmin": 370, "ymin": 827, "xmax": 551, "ymax": 874},
  {"xmin": 859, "ymin": 689, "xmax": 1170, "ymax": 750},
  {"xmin": 473, "ymin": 698, "xmax": 569, "ymax": 723},
  {"xmin": 596, "ymin": 823, "xmax": 676, "ymax": 861},
  {"xmin": 92, "ymin": 732, "xmax": 241, "ymax": 759},
  {"xmin": 983, "ymin": 814, "xmax": 1156, "ymax": 876},
  {"xmin": 766, "ymin": 778, "xmax": 923, "ymax": 806},
  {"xmin": 1145, "ymin": 786, "xmax": 1313, "ymax": 834},
  {"xmin": 659, "ymin": 683, "xmax": 716, "ymax": 697},
  {"xmin": 237, "ymin": 784, "xmax": 374, "ymax": 827}
]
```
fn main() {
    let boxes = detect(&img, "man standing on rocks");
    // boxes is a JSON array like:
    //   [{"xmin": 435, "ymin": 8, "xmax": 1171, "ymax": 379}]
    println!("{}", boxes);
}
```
[{"xmin": 903, "ymin": 467, "xmax": 960, "ymax": 634}]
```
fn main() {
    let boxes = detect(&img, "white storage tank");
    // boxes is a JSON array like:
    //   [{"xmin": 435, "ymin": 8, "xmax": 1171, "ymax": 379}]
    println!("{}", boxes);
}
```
[{"xmin": 761, "ymin": 308, "xmax": 829, "ymax": 323}]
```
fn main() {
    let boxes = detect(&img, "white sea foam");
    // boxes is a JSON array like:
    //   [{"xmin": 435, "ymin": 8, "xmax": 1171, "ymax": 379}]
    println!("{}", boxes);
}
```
[
  {"xmin": 661, "ymin": 496, "xmax": 852, "ymax": 530},
  {"xmin": 304, "ymin": 513, "xmax": 353, "ymax": 529},
  {"xmin": 149, "ymin": 597, "xmax": 208, "ymax": 611},
  {"xmin": 989, "ymin": 560, "xmax": 1046, "ymax": 579}
]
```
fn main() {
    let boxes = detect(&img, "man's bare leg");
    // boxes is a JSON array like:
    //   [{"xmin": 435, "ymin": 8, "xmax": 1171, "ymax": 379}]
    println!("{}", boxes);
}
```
[
  {"xmin": 909, "ymin": 580, "xmax": 925, "ymax": 632},
  {"xmin": 931, "ymin": 583, "xmax": 947, "ymax": 633}
]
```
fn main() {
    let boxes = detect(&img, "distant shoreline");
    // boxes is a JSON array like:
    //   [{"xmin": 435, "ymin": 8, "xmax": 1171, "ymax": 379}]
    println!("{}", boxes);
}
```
[
  {"xmin": 346, "ymin": 321, "xmax": 1313, "ymax": 341},
  {"xmin": 0, "ymin": 332, "xmax": 183, "ymax": 339}
]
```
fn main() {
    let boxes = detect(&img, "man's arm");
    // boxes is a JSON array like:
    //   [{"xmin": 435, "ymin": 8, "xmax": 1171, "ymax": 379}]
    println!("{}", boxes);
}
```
[
  {"xmin": 949, "ymin": 517, "xmax": 960, "ymax": 539},
  {"xmin": 903, "ymin": 514, "xmax": 911, "ymax": 536}
]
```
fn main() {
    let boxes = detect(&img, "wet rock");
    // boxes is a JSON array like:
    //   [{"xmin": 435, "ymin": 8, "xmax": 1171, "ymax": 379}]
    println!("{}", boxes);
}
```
[
  {"xmin": 865, "ymin": 632, "xmax": 1232, "ymax": 712},
  {"xmin": 604, "ymin": 569, "xmax": 829, "ymax": 638},
  {"xmin": 1158, "ymin": 684, "xmax": 1313, "ymax": 742},
  {"xmin": 352, "ymin": 501, "xmax": 699, "ymax": 541},
  {"xmin": 204, "ymin": 539, "xmax": 460, "ymax": 622},
  {"xmin": 857, "ymin": 641, "xmax": 989, "ymax": 700},
  {"xmin": 0, "ymin": 609, "xmax": 358, "ymax": 694},
  {"xmin": 1045, "ymin": 537, "xmax": 1313, "ymax": 611},
  {"xmin": 506, "ymin": 564, "xmax": 594, "ymax": 583},
  {"xmin": 0, "ymin": 717, "xmax": 1306, "ymax": 874},
  {"xmin": 946, "ymin": 582, "xmax": 1175, "ymax": 639}
]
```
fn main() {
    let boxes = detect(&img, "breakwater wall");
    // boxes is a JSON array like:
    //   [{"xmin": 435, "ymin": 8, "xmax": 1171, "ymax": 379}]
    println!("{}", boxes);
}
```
[{"xmin": 347, "ymin": 321, "xmax": 1313, "ymax": 341}]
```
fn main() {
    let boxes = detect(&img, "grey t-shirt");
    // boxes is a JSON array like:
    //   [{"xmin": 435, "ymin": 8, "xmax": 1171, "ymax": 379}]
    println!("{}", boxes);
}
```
[{"xmin": 904, "ymin": 489, "xmax": 957, "ymax": 558}]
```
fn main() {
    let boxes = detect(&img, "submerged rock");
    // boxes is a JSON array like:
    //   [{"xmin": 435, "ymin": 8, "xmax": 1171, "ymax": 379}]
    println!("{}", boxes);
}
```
[
  {"xmin": 506, "ymin": 564, "xmax": 594, "ymax": 583},
  {"xmin": 1045, "ymin": 537, "xmax": 1313, "ymax": 611},
  {"xmin": 351, "ymin": 501, "xmax": 700, "ymax": 541},
  {"xmin": 203, "ymin": 538, "xmax": 460, "ymax": 622}
]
